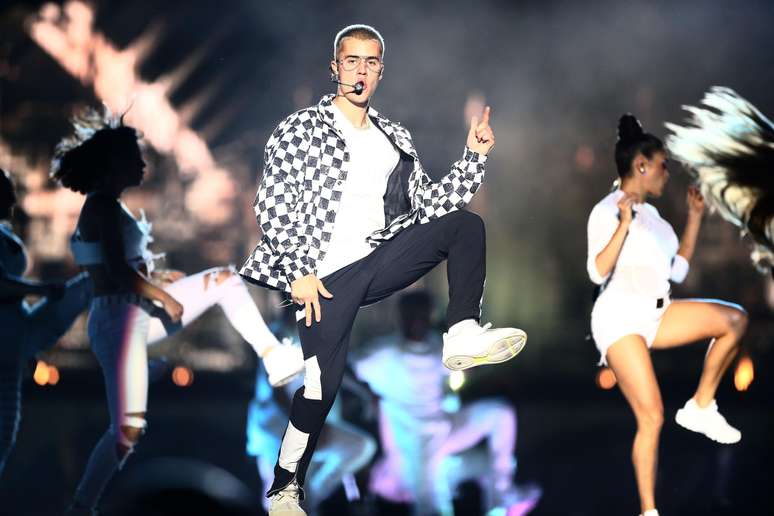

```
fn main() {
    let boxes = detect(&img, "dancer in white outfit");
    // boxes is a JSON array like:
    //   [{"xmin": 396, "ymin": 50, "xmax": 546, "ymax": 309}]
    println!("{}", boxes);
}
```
[
  {"xmin": 0, "ymin": 169, "xmax": 92, "ymax": 478},
  {"xmin": 587, "ymin": 114, "xmax": 749, "ymax": 516},
  {"xmin": 50, "ymin": 109, "xmax": 302, "ymax": 515}
]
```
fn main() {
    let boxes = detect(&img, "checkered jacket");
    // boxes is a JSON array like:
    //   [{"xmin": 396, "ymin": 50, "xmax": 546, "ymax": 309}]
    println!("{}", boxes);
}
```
[{"xmin": 239, "ymin": 94, "xmax": 487, "ymax": 293}]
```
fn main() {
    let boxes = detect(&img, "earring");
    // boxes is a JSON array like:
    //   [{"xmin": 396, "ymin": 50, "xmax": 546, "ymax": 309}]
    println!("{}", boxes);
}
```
[{"xmin": 639, "ymin": 165, "xmax": 646, "ymax": 174}]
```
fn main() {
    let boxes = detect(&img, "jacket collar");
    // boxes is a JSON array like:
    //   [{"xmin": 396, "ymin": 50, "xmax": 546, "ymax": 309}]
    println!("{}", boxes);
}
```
[{"xmin": 316, "ymin": 94, "xmax": 416, "ymax": 158}]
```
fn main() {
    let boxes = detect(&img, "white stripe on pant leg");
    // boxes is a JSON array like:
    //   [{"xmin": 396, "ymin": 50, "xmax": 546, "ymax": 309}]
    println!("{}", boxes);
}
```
[
  {"xmin": 278, "ymin": 421, "xmax": 310, "ymax": 473},
  {"xmin": 303, "ymin": 356, "xmax": 322, "ymax": 401}
]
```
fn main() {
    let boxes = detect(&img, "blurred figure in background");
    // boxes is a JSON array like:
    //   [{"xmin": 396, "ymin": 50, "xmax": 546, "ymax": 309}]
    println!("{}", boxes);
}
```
[
  {"xmin": 587, "ymin": 114, "xmax": 749, "ymax": 516},
  {"xmin": 51, "ymin": 109, "xmax": 302, "ymax": 515},
  {"xmin": 247, "ymin": 307, "xmax": 376, "ymax": 516},
  {"xmin": 352, "ymin": 291, "xmax": 540, "ymax": 516},
  {"xmin": 0, "ymin": 168, "xmax": 92, "ymax": 478}
]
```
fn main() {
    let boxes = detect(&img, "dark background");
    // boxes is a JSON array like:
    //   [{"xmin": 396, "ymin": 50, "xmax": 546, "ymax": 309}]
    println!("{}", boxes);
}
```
[{"xmin": 1, "ymin": 1, "xmax": 772, "ymax": 514}]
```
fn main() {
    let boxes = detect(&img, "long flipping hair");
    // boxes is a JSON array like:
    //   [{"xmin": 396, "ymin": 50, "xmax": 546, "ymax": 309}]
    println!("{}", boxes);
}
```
[{"xmin": 666, "ymin": 87, "xmax": 774, "ymax": 274}]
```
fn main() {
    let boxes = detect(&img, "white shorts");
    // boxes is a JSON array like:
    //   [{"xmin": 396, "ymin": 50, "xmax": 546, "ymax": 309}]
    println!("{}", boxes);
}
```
[{"xmin": 591, "ymin": 291, "xmax": 671, "ymax": 366}]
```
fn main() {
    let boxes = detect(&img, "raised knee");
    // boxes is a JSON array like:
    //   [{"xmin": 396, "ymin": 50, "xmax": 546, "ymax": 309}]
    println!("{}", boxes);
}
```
[
  {"xmin": 453, "ymin": 209, "xmax": 484, "ymax": 230},
  {"xmin": 717, "ymin": 305, "xmax": 748, "ymax": 339},
  {"xmin": 728, "ymin": 307, "xmax": 749, "ymax": 336}
]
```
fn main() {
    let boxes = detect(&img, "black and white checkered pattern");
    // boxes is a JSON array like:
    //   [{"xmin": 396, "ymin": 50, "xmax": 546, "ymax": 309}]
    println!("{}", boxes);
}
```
[{"xmin": 239, "ymin": 94, "xmax": 487, "ymax": 292}]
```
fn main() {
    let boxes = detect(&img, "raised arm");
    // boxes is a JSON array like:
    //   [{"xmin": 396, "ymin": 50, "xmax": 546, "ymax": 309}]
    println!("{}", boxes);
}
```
[
  {"xmin": 587, "ymin": 194, "xmax": 636, "ymax": 284},
  {"xmin": 413, "ymin": 107, "xmax": 495, "ymax": 219},
  {"xmin": 672, "ymin": 185, "xmax": 705, "ymax": 283}
]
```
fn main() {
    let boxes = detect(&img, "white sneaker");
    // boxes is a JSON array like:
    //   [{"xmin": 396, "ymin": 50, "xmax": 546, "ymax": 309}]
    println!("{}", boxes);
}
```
[
  {"xmin": 675, "ymin": 398, "xmax": 741, "ymax": 444},
  {"xmin": 263, "ymin": 338, "xmax": 305, "ymax": 387},
  {"xmin": 268, "ymin": 481, "xmax": 306, "ymax": 516},
  {"xmin": 442, "ymin": 320, "xmax": 527, "ymax": 371}
]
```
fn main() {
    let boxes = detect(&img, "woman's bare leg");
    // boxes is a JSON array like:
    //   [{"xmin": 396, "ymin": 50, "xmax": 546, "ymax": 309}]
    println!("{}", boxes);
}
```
[
  {"xmin": 606, "ymin": 335, "xmax": 663, "ymax": 514},
  {"xmin": 652, "ymin": 299, "xmax": 748, "ymax": 406}
]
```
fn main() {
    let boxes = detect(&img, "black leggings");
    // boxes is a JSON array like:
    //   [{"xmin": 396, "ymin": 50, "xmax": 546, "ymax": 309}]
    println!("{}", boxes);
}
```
[{"xmin": 268, "ymin": 209, "xmax": 486, "ymax": 497}]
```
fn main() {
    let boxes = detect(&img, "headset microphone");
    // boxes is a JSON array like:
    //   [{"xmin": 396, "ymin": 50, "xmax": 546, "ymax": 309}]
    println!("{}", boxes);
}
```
[{"xmin": 331, "ymin": 77, "xmax": 364, "ymax": 95}]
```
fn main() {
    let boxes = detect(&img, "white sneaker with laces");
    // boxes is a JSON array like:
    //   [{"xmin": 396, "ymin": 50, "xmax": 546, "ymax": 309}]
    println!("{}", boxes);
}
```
[
  {"xmin": 675, "ymin": 398, "xmax": 741, "ymax": 444},
  {"xmin": 442, "ymin": 319, "xmax": 527, "ymax": 371},
  {"xmin": 263, "ymin": 338, "xmax": 305, "ymax": 387},
  {"xmin": 268, "ymin": 480, "xmax": 306, "ymax": 516}
]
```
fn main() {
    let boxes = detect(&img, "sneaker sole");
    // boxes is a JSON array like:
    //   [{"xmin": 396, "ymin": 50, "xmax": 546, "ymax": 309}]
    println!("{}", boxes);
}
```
[
  {"xmin": 443, "ymin": 331, "xmax": 527, "ymax": 371},
  {"xmin": 674, "ymin": 409, "xmax": 741, "ymax": 444}
]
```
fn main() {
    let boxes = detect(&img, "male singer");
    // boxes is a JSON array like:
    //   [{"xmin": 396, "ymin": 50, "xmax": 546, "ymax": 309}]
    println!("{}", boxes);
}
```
[{"xmin": 240, "ymin": 24, "xmax": 527, "ymax": 516}]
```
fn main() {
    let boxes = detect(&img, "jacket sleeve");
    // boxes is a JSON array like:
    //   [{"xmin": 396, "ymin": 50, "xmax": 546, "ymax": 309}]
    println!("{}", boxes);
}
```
[
  {"xmin": 254, "ymin": 116, "xmax": 314, "ymax": 283},
  {"xmin": 412, "ymin": 146, "xmax": 488, "ymax": 221}
]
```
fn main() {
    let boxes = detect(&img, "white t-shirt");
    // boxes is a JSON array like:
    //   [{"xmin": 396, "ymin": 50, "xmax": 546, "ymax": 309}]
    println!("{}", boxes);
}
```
[
  {"xmin": 315, "ymin": 104, "xmax": 399, "ymax": 279},
  {"xmin": 586, "ymin": 189, "xmax": 689, "ymax": 298}
]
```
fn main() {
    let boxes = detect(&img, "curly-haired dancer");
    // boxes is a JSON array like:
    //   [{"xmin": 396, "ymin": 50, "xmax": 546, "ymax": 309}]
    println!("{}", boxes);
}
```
[{"xmin": 52, "ymin": 110, "xmax": 302, "ymax": 515}]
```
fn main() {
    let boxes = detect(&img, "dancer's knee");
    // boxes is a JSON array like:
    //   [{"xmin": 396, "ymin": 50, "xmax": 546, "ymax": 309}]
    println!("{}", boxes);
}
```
[
  {"xmin": 724, "ymin": 305, "xmax": 748, "ymax": 338},
  {"xmin": 635, "ymin": 402, "xmax": 664, "ymax": 432},
  {"xmin": 116, "ymin": 413, "xmax": 147, "ymax": 460}
]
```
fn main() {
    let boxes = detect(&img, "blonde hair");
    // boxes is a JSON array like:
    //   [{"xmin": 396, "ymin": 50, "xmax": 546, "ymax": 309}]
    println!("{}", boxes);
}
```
[{"xmin": 333, "ymin": 24, "xmax": 385, "ymax": 59}]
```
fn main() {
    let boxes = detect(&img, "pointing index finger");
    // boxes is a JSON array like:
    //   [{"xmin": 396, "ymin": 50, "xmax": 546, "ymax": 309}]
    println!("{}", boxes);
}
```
[{"xmin": 481, "ymin": 106, "xmax": 491, "ymax": 126}]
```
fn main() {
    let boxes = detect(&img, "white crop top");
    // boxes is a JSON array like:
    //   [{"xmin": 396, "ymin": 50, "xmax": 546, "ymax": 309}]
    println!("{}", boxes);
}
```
[
  {"xmin": 70, "ymin": 201, "xmax": 162, "ymax": 273},
  {"xmin": 587, "ymin": 190, "xmax": 689, "ymax": 298}
]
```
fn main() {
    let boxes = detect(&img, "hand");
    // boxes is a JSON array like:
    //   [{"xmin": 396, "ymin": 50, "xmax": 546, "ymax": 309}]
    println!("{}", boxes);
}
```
[
  {"xmin": 466, "ymin": 106, "xmax": 495, "ymax": 155},
  {"xmin": 291, "ymin": 274, "xmax": 333, "ymax": 327},
  {"xmin": 46, "ymin": 283, "xmax": 66, "ymax": 301},
  {"xmin": 162, "ymin": 294, "xmax": 184, "ymax": 323},
  {"xmin": 686, "ymin": 184, "xmax": 705, "ymax": 217},
  {"xmin": 616, "ymin": 193, "xmax": 637, "ymax": 225}
]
